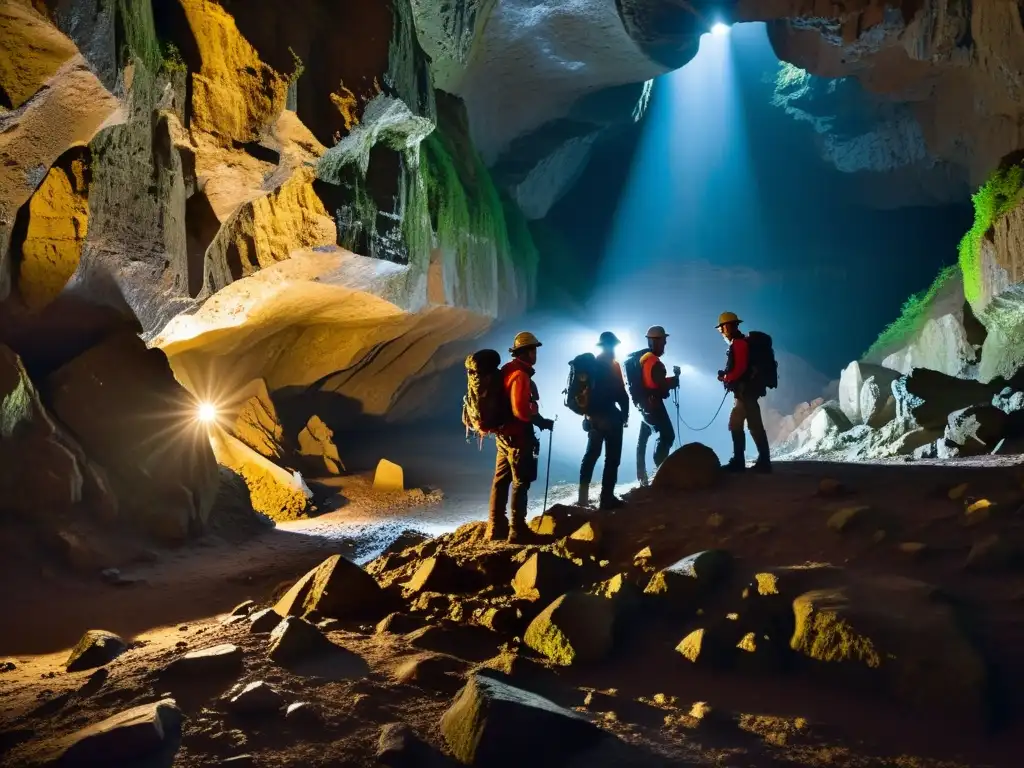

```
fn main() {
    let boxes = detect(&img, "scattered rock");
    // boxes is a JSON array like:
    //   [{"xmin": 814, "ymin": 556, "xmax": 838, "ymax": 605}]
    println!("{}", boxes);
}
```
[
  {"xmin": 226, "ymin": 681, "xmax": 284, "ymax": 715},
  {"xmin": 267, "ymin": 617, "xmax": 334, "ymax": 663},
  {"xmin": 230, "ymin": 600, "xmax": 256, "ymax": 617},
  {"xmin": 221, "ymin": 614, "xmax": 248, "ymax": 626},
  {"xmin": 1, "ymin": 660, "xmax": 16, "ymax": 673},
  {"xmin": 826, "ymin": 506, "xmax": 871, "ymax": 533},
  {"xmin": 790, "ymin": 575, "xmax": 987, "ymax": 717},
  {"xmin": 285, "ymin": 701, "xmax": 318, "ymax": 722},
  {"xmin": 66, "ymin": 630, "xmax": 127, "ymax": 672},
  {"xmin": 249, "ymin": 608, "xmax": 283, "ymax": 635},
  {"xmin": 816, "ymin": 478, "xmax": 846, "ymax": 497},
  {"xmin": 52, "ymin": 698, "xmax": 183, "ymax": 766},
  {"xmin": 705, "ymin": 512, "xmax": 727, "ymax": 529},
  {"xmin": 964, "ymin": 498, "xmax": 994, "ymax": 526},
  {"xmin": 472, "ymin": 605, "xmax": 521, "ymax": 635},
  {"xmin": 676, "ymin": 621, "xmax": 745, "ymax": 669},
  {"xmin": 403, "ymin": 553, "xmax": 473, "ymax": 595},
  {"xmin": 948, "ymin": 483, "xmax": 970, "ymax": 500},
  {"xmin": 527, "ymin": 504, "xmax": 588, "ymax": 537},
  {"xmin": 512, "ymin": 552, "xmax": 581, "ymax": 601},
  {"xmin": 590, "ymin": 573, "xmax": 643, "ymax": 619},
  {"xmin": 898, "ymin": 542, "xmax": 927, "ymax": 558},
  {"xmin": 163, "ymin": 644, "xmax": 243, "ymax": 678},
  {"xmin": 440, "ymin": 674, "xmax": 606, "ymax": 767},
  {"xmin": 377, "ymin": 722, "xmax": 431, "ymax": 767},
  {"xmin": 651, "ymin": 442, "xmax": 720, "ymax": 491},
  {"xmin": 374, "ymin": 458, "xmax": 405, "ymax": 492},
  {"xmin": 377, "ymin": 612, "xmax": 427, "ymax": 635},
  {"xmin": 643, "ymin": 550, "xmax": 733, "ymax": 608},
  {"xmin": 523, "ymin": 591, "xmax": 615, "ymax": 666},
  {"xmin": 965, "ymin": 534, "xmax": 1016, "ymax": 572},
  {"xmin": 274, "ymin": 554, "xmax": 386, "ymax": 620},
  {"xmin": 391, "ymin": 652, "xmax": 467, "ymax": 692},
  {"xmin": 902, "ymin": 368, "xmax": 997, "ymax": 431}
]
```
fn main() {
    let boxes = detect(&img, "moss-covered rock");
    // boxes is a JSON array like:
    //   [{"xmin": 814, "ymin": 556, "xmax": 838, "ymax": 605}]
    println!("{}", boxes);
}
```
[
  {"xmin": 643, "ymin": 549, "xmax": 733, "ymax": 610},
  {"xmin": 790, "ymin": 575, "xmax": 987, "ymax": 717},
  {"xmin": 523, "ymin": 591, "xmax": 614, "ymax": 667}
]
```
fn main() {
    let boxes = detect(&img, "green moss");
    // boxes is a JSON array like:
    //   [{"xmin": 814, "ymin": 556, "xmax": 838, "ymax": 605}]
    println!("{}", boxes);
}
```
[
  {"xmin": 958, "ymin": 161, "xmax": 1024, "ymax": 306},
  {"xmin": 417, "ymin": 127, "xmax": 538, "ymax": 302},
  {"xmin": 117, "ymin": 0, "xmax": 163, "ymax": 72},
  {"xmin": 161, "ymin": 43, "xmax": 187, "ymax": 75},
  {"xmin": 287, "ymin": 47, "xmax": 305, "ymax": 84},
  {"xmin": 864, "ymin": 265, "xmax": 959, "ymax": 359}
]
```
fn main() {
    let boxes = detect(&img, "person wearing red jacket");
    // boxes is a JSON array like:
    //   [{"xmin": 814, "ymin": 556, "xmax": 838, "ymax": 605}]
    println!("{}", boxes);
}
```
[
  {"xmin": 635, "ymin": 325, "xmax": 679, "ymax": 486},
  {"xmin": 716, "ymin": 312, "xmax": 771, "ymax": 473},
  {"xmin": 487, "ymin": 331, "xmax": 555, "ymax": 542}
]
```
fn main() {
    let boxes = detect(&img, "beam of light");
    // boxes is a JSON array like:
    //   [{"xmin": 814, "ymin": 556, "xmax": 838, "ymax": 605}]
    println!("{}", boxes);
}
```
[
  {"xmin": 711, "ymin": 22, "xmax": 730, "ymax": 36},
  {"xmin": 197, "ymin": 402, "xmax": 218, "ymax": 423}
]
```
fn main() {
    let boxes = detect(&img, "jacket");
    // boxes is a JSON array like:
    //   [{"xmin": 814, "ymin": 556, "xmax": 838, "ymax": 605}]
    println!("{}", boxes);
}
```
[
  {"xmin": 500, "ymin": 358, "xmax": 539, "ymax": 447},
  {"xmin": 722, "ymin": 335, "xmax": 751, "ymax": 390},
  {"xmin": 591, "ymin": 354, "xmax": 629, "ymax": 419}
]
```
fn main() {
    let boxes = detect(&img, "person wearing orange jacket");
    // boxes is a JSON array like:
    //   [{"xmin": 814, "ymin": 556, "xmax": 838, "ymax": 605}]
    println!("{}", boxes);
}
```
[
  {"xmin": 636, "ymin": 325, "xmax": 679, "ymax": 486},
  {"xmin": 487, "ymin": 331, "xmax": 555, "ymax": 542},
  {"xmin": 716, "ymin": 312, "xmax": 771, "ymax": 473}
]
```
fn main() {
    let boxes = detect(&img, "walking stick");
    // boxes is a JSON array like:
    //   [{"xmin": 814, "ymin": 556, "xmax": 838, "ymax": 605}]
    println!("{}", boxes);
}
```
[
  {"xmin": 672, "ymin": 387, "xmax": 681, "ymax": 448},
  {"xmin": 542, "ymin": 416, "xmax": 556, "ymax": 513}
]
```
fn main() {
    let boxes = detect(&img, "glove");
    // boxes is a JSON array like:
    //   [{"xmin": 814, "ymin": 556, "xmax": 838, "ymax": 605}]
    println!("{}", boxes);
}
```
[
  {"xmin": 672, "ymin": 365, "xmax": 681, "ymax": 376},
  {"xmin": 717, "ymin": 370, "xmax": 726, "ymax": 382},
  {"xmin": 539, "ymin": 417, "xmax": 555, "ymax": 431}
]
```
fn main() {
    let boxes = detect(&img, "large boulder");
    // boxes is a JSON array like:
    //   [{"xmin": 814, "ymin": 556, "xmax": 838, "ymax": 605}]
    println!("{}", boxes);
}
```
[
  {"xmin": 773, "ymin": 401, "xmax": 852, "ymax": 457},
  {"xmin": 643, "ymin": 550, "xmax": 734, "ymax": 610},
  {"xmin": 900, "ymin": 368, "xmax": 997, "ymax": 430},
  {"xmin": 65, "ymin": 630, "xmax": 127, "ymax": 672},
  {"xmin": 230, "ymin": 378, "xmax": 285, "ymax": 460},
  {"xmin": 651, "ymin": 442, "xmax": 720, "ymax": 491},
  {"xmin": 838, "ymin": 361, "xmax": 900, "ymax": 425},
  {"xmin": 790, "ymin": 575, "xmax": 988, "ymax": 718},
  {"xmin": 42, "ymin": 330, "xmax": 219, "ymax": 538},
  {"xmin": 0, "ymin": 345, "xmax": 113, "ymax": 524},
  {"xmin": 944, "ymin": 405, "xmax": 1007, "ymax": 455},
  {"xmin": 274, "ymin": 554, "xmax": 387, "ymax": 620},
  {"xmin": 440, "ymin": 674, "xmax": 607, "ymax": 766},
  {"xmin": 297, "ymin": 414, "xmax": 344, "ymax": 475},
  {"xmin": 523, "ymin": 591, "xmax": 615, "ymax": 666}
]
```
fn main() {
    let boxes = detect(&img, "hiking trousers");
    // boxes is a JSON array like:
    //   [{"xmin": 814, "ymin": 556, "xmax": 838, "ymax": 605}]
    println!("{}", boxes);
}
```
[
  {"xmin": 728, "ymin": 390, "xmax": 771, "ymax": 463},
  {"xmin": 637, "ymin": 403, "xmax": 675, "ymax": 481},
  {"xmin": 580, "ymin": 412, "xmax": 624, "ymax": 501},
  {"xmin": 489, "ymin": 434, "xmax": 538, "ymax": 526}
]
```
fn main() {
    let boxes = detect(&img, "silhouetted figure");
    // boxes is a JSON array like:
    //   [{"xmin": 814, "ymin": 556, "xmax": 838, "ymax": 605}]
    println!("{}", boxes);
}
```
[
  {"xmin": 626, "ymin": 325, "xmax": 679, "ymax": 486},
  {"xmin": 578, "ymin": 331, "xmax": 630, "ymax": 510},
  {"xmin": 716, "ymin": 312, "xmax": 772, "ymax": 473}
]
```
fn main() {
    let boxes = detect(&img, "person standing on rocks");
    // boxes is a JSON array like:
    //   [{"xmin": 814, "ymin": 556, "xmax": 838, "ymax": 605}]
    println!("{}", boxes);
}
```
[
  {"xmin": 716, "ymin": 312, "xmax": 772, "ymax": 473},
  {"xmin": 488, "ymin": 332, "xmax": 555, "ymax": 542},
  {"xmin": 627, "ymin": 325, "xmax": 680, "ymax": 486},
  {"xmin": 578, "ymin": 331, "xmax": 630, "ymax": 510}
]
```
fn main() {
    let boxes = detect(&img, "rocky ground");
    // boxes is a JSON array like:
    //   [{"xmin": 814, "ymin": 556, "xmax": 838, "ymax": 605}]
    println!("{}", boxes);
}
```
[{"xmin": 4, "ymin": 450, "xmax": 1024, "ymax": 766}]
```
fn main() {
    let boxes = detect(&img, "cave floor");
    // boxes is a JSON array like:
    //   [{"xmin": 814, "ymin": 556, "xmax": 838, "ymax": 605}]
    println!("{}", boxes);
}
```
[{"xmin": 3, "ymin": 457, "xmax": 1024, "ymax": 766}]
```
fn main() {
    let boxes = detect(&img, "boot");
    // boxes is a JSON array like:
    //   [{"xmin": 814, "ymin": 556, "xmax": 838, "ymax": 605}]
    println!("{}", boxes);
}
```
[
  {"xmin": 724, "ymin": 431, "xmax": 746, "ymax": 472},
  {"xmin": 599, "ymin": 494, "xmax": 625, "ymax": 511},
  {"xmin": 507, "ymin": 514, "xmax": 537, "ymax": 545},
  {"xmin": 752, "ymin": 432, "xmax": 773, "ymax": 474},
  {"xmin": 576, "ymin": 482, "xmax": 591, "ymax": 507},
  {"xmin": 486, "ymin": 514, "xmax": 509, "ymax": 542}
]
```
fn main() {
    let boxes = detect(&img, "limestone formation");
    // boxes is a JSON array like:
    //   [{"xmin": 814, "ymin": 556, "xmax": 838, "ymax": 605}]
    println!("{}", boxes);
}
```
[{"xmin": 297, "ymin": 414, "xmax": 344, "ymax": 475}]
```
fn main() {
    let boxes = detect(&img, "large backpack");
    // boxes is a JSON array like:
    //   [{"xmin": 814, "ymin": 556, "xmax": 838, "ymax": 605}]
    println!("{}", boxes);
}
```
[
  {"xmin": 745, "ymin": 331, "xmax": 778, "ymax": 392},
  {"xmin": 563, "ymin": 353, "xmax": 597, "ymax": 416},
  {"xmin": 462, "ymin": 349, "xmax": 509, "ymax": 438},
  {"xmin": 623, "ymin": 349, "xmax": 648, "ymax": 410}
]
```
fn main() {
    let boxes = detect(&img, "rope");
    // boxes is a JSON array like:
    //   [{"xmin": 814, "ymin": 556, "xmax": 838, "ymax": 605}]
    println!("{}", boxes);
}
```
[{"xmin": 677, "ymin": 391, "xmax": 730, "ymax": 432}]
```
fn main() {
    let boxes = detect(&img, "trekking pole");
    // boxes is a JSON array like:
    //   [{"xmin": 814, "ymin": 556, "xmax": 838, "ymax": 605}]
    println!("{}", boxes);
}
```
[
  {"xmin": 542, "ymin": 416, "xmax": 556, "ymax": 513},
  {"xmin": 672, "ymin": 388, "xmax": 681, "ymax": 448}
]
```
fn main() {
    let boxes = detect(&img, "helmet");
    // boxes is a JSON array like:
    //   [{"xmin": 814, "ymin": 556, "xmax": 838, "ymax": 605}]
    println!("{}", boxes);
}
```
[
  {"xmin": 645, "ymin": 325, "xmax": 668, "ymax": 340},
  {"xmin": 716, "ymin": 312, "xmax": 742, "ymax": 328},
  {"xmin": 596, "ymin": 331, "xmax": 621, "ymax": 347},
  {"xmin": 510, "ymin": 331, "xmax": 543, "ymax": 353}
]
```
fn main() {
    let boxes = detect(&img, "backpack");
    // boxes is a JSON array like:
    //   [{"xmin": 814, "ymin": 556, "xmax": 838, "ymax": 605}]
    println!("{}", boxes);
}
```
[
  {"xmin": 623, "ymin": 349, "xmax": 648, "ymax": 410},
  {"xmin": 563, "ymin": 353, "xmax": 597, "ymax": 416},
  {"xmin": 745, "ymin": 331, "xmax": 778, "ymax": 391},
  {"xmin": 462, "ymin": 349, "xmax": 509, "ymax": 438}
]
